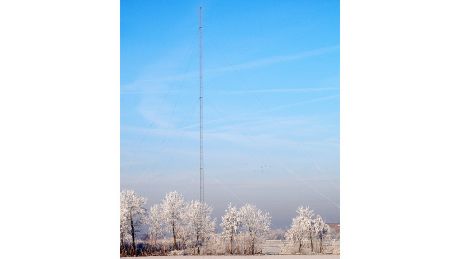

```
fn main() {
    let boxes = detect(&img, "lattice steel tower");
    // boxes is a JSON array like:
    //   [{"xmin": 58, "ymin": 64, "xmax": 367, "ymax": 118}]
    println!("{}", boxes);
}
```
[{"xmin": 199, "ymin": 6, "xmax": 204, "ymax": 203}]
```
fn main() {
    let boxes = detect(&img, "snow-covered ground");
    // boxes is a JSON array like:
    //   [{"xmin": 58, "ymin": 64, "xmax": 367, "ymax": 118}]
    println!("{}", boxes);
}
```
[{"xmin": 122, "ymin": 256, "xmax": 339, "ymax": 259}]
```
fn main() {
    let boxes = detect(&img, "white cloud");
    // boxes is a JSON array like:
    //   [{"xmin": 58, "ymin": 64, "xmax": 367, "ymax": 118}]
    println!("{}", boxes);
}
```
[
  {"xmin": 216, "ymin": 87, "xmax": 338, "ymax": 95},
  {"xmin": 123, "ymin": 45, "xmax": 339, "ymax": 89}
]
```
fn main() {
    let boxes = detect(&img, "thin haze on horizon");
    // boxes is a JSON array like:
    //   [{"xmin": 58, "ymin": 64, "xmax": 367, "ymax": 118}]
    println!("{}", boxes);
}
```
[{"xmin": 121, "ymin": 0, "xmax": 340, "ymax": 228}]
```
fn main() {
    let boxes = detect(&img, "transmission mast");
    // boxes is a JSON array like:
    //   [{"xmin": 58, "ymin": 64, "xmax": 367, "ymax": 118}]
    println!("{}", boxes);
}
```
[{"xmin": 199, "ymin": 6, "xmax": 204, "ymax": 203}]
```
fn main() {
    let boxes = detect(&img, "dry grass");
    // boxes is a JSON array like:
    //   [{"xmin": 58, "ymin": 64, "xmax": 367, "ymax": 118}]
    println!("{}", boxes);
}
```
[{"xmin": 122, "ymin": 256, "xmax": 339, "ymax": 259}]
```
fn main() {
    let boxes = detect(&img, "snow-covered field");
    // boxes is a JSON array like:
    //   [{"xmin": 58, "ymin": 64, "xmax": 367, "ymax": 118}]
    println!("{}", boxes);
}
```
[{"xmin": 122, "ymin": 256, "xmax": 339, "ymax": 259}]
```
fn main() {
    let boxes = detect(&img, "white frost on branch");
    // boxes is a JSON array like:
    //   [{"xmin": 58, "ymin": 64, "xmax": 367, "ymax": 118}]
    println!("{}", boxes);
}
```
[
  {"xmin": 183, "ymin": 200, "xmax": 216, "ymax": 254},
  {"xmin": 313, "ymin": 214, "xmax": 330, "ymax": 253},
  {"xmin": 120, "ymin": 190, "xmax": 147, "ymax": 255},
  {"xmin": 160, "ymin": 191, "xmax": 185, "ymax": 250},
  {"xmin": 285, "ymin": 206, "xmax": 315, "ymax": 253},
  {"xmin": 239, "ymin": 204, "xmax": 271, "ymax": 255},
  {"xmin": 147, "ymin": 204, "xmax": 164, "ymax": 245},
  {"xmin": 220, "ymin": 203, "xmax": 241, "ymax": 254}
]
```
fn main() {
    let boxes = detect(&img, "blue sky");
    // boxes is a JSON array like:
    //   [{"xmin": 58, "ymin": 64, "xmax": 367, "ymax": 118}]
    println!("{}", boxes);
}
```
[{"xmin": 121, "ymin": 0, "xmax": 339, "ymax": 228}]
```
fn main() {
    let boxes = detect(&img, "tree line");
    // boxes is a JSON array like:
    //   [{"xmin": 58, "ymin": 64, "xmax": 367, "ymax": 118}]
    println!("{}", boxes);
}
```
[{"xmin": 120, "ymin": 190, "xmax": 336, "ymax": 256}]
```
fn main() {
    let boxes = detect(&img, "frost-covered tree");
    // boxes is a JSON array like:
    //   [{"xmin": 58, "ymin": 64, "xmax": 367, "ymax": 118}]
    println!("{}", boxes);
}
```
[
  {"xmin": 203, "ymin": 233, "xmax": 225, "ymax": 255},
  {"xmin": 120, "ymin": 190, "xmax": 147, "ymax": 256},
  {"xmin": 285, "ymin": 206, "xmax": 315, "ymax": 253},
  {"xmin": 147, "ymin": 204, "xmax": 164, "ymax": 246},
  {"xmin": 285, "ymin": 217, "xmax": 307, "ymax": 253},
  {"xmin": 160, "ymin": 191, "xmax": 185, "ymax": 250},
  {"xmin": 220, "ymin": 203, "xmax": 241, "ymax": 254},
  {"xmin": 183, "ymin": 201, "xmax": 216, "ymax": 254},
  {"xmin": 120, "ymin": 211, "xmax": 130, "ymax": 255},
  {"xmin": 313, "ymin": 215, "xmax": 329, "ymax": 253},
  {"xmin": 239, "ymin": 204, "xmax": 271, "ymax": 254}
]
